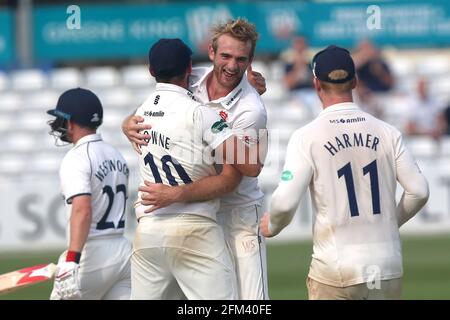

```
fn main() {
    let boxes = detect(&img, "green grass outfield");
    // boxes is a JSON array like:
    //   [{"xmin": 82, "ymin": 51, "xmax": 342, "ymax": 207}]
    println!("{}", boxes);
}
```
[{"xmin": 1, "ymin": 234, "xmax": 450, "ymax": 300}]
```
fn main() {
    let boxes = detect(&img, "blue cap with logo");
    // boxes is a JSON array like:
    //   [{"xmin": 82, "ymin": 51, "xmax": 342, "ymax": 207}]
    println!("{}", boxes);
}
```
[
  {"xmin": 47, "ymin": 88, "xmax": 103, "ymax": 128},
  {"xmin": 149, "ymin": 38, "xmax": 192, "ymax": 78},
  {"xmin": 311, "ymin": 45, "xmax": 355, "ymax": 84}
]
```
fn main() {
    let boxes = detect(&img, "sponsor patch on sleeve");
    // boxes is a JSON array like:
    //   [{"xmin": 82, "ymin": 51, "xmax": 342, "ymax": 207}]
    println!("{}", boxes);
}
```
[{"xmin": 281, "ymin": 170, "xmax": 293, "ymax": 181}]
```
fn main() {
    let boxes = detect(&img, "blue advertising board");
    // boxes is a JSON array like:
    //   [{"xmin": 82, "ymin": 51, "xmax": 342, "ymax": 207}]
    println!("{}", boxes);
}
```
[
  {"xmin": 33, "ymin": 1, "xmax": 450, "ymax": 61},
  {"xmin": 0, "ymin": 10, "xmax": 14, "ymax": 64}
]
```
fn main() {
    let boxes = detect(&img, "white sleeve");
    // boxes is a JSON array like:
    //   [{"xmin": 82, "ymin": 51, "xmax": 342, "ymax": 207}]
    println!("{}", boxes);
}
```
[
  {"xmin": 394, "ymin": 132, "xmax": 430, "ymax": 227},
  {"xmin": 134, "ymin": 107, "xmax": 143, "ymax": 117},
  {"xmin": 195, "ymin": 106, "xmax": 233, "ymax": 150},
  {"xmin": 233, "ymin": 104, "xmax": 267, "ymax": 146},
  {"xmin": 60, "ymin": 150, "xmax": 92, "ymax": 204},
  {"xmin": 268, "ymin": 130, "xmax": 313, "ymax": 235}
]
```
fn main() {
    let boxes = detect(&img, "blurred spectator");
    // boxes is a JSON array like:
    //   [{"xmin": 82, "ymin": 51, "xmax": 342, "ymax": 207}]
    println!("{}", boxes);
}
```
[
  {"xmin": 405, "ymin": 78, "xmax": 445, "ymax": 140},
  {"xmin": 351, "ymin": 40, "xmax": 394, "ymax": 121},
  {"xmin": 280, "ymin": 36, "xmax": 320, "ymax": 117},
  {"xmin": 281, "ymin": 36, "xmax": 313, "ymax": 91},
  {"xmin": 440, "ymin": 104, "xmax": 450, "ymax": 135},
  {"xmin": 353, "ymin": 40, "xmax": 395, "ymax": 93}
]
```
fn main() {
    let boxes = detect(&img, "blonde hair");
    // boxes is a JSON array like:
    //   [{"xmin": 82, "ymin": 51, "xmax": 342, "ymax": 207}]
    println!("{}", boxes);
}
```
[
  {"xmin": 328, "ymin": 70, "xmax": 349, "ymax": 81},
  {"xmin": 211, "ymin": 18, "xmax": 259, "ymax": 59},
  {"xmin": 319, "ymin": 70, "xmax": 355, "ymax": 93},
  {"xmin": 320, "ymin": 80, "xmax": 355, "ymax": 93}
]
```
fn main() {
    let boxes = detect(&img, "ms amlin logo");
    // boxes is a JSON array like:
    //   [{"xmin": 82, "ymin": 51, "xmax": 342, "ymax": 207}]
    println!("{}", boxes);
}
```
[{"xmin": 329, "ymin": 116, "xmax": 366, "ymax": 124}]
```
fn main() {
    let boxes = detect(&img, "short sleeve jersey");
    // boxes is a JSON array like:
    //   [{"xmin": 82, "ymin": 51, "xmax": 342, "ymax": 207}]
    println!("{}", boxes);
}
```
[
  {"xmin": 134, "ymin": 83, "xmax": 233, "ymax": 221},
  {"xmin": 189, "ymin": 67, "xmax": 267, "ymax": 208},
  {"xmin": 59, "ymin": 134, "xmax": 130, "ymax": 240}
]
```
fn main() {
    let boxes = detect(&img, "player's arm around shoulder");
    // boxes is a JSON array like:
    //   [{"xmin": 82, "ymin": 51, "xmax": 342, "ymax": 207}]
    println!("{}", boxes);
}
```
[
  {"xmin": 138, "ymin": 106, "xmax": 243, "ymax": 213},
  {"xmin": 139, "ymin": 164, "xmax": 243, "ymax": 214}
]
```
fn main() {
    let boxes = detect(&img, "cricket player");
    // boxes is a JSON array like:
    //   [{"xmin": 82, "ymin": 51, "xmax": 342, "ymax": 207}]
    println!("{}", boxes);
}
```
[
  {"xmin": 132, "ymin": 38, "xmax": 263, "ymax": 300},
  {"xmin": 260, "ymin": 45, "xmax": 430, "ymax": 300},
  {"xmin": 123, "ymin": 19, "xmax": 269, "ymax": 300},
  {"xmin": 47, "ymin": 88, "xmax": 131, "ymax": 300}
]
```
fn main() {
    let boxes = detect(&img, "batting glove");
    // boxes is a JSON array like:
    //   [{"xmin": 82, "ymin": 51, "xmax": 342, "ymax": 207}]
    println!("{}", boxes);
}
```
[{"xmin": 55, "ymin": 251, "xmax": 82, "ymax": 300}]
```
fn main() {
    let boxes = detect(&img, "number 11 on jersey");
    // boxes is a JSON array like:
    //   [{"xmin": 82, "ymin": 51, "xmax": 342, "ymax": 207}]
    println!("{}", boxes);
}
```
[{"xmin": 338, "ymin": 159, "xmax": 381, "ymax": 217}]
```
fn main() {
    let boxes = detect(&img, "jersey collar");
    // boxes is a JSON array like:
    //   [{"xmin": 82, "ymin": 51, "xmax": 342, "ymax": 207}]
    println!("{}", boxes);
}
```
[
  {"xmin": 155, "ymin": 82, "xmax": 196, "ymax": 101},
  {"xmin": 190, "ymin": 66, "xmax": 212, "ymax": 90},
  {"xmin": 190, "ymin": 66, "xmax": 246, "ymax": 109},
  {"xmin": 319, "ymin": 102, "xmax": 360, "ymax": 117},
  {"xmin": 74, "ymin": 133, "xmax": 102, "ymax": 148}
]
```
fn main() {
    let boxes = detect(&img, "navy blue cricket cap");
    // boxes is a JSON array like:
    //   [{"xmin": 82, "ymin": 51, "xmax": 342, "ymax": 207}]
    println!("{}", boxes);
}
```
[
  {"xmin": 149, "ymin": 38, "xmax": 192, "ymax": 78},
  {"xmin": 311, "ymin": 45, "xmax": 355, "ymax": 83},
  {"xmin": 47, "ymin": 88, "xmax": 103, "ymax": 128}
]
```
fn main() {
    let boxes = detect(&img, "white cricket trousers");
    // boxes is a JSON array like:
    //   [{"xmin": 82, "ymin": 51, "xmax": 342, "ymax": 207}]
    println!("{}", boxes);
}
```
[
  {"xmin": 131, "ymin": 214, "xmax": 238, "ymax": 300},
  {"xmin": 217, "ymin": 204, "xmax": 269, "ymax": 300},
  {"xmin": 50, "ymin": 235, "xmax": 132, "ymax": 300}
]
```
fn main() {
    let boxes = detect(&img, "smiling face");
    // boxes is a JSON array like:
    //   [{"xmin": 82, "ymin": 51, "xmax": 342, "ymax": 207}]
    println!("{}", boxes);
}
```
[{"xmin": 208, "ymin": 34, "xmax": 253, "ymax": 91}]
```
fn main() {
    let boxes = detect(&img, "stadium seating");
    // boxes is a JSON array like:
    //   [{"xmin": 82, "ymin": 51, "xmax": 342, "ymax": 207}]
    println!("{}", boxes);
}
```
[
  {"xmin": 49, "ymin": 68, "xmax": 83, "ymax": 90},
  {"xmin": 0, "ymin": 153, "xmax": 28, "ymax": 176},
  {"xmin": 11, "ymin": 69, "xmax": 47, "ymax": 91},
  {"xmin": 121, "ymin": 65, "xmax": 155, "ymax": 88},
  {"xmin": 84, "ymin": 66, "xmax": 121, "ymax": 88},
  {"xmin": 0, "ymin": 92, "xmax": 22, "ymax": 111},
  {"xmin": 439, "ymin": 136, "xmax": 450, "ymax": 157},
  {"xmin": 416, "ymin": 55, "xmax": 450, "ymax": 77},
  {"xmin": 405, "ymin": 136, "xmax": 440, "ymax": 158},
  {"xmin": 0, "ymin": 71, "xmax": 9, "ymax": 91},
  {"xmin": 387, "ymin": 55, "xmax": 416, "ymax": 78}
]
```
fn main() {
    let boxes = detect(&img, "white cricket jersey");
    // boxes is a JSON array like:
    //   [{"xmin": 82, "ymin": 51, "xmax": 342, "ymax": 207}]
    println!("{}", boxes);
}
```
[
  {"xmin": 189, "ymin": 67, "xmax": 267, "ymax": 208},
  {"xmin": 134, "ymin": 83, "xmax": 233, "ymax": 221},
  {"xmin": 59, "ymin": 134, "xmax": 129, "ymax": 240},
  {"xmin": 268, "ymin": 102, "xmax": 429, "ymax": 287}
]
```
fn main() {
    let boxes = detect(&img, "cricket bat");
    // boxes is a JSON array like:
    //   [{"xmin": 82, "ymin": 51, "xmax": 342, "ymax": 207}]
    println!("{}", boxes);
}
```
[{"xmin": 0, "ymin": 263, "xmax": 57, "ymax": 294}]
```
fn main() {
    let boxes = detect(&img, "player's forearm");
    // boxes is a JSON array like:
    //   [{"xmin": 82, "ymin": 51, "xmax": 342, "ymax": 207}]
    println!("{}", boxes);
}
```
[
  {"xmin": 396, "ymin": 180, "xmax": 429, "ymax": 227},
  {"xmin": 268, "ymin": 184, "xmax": 301, "ymax": 236},
  {"xmin": 268, "ymin": 131, "xmax": 312, "ymax": 236},
  {"xmin": 232, "ymin": 163, "xmax": 262, "ymax": 177},
  {"xmin": 178, "ymin": 171, "xmax": 242, "ymax": 203},
  {"xmin": 69, "ymin": 206, "xmax": 92, "ymax": 253}
]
